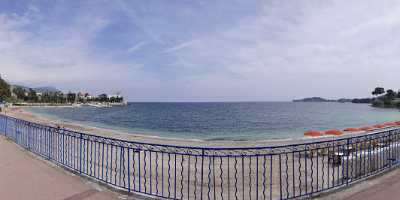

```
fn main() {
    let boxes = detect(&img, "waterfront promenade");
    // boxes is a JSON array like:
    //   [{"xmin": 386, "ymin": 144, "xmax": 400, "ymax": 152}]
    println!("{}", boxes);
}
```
[
  {"xmin": 320, "ymin": 167, "xmax": 400, "ymax": 200},
  {"xmin": 0, "ymin": 135, "xmax": 120, "ymax": 200}
]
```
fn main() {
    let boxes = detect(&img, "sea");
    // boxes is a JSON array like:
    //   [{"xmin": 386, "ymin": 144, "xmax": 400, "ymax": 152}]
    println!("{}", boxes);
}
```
[{"xmin": 26, "ymin": 102, "xmax": 400, "ymax": 141}]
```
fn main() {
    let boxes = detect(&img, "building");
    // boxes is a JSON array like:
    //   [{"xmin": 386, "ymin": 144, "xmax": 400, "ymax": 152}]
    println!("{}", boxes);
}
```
[
  {"xmin": 97, "ymin": 94, "xmax": 108, "ymax": 101},
  {"xmin": 84, "ymin": 93, "xmax": 94, "ymax": 100},
  {"xmin": 0, "ymin": 100, "xmax": 5, "ymax": 112},
  {"xmin": 108, "ymin": 94, "xmax": 123, "ymax": 99}
]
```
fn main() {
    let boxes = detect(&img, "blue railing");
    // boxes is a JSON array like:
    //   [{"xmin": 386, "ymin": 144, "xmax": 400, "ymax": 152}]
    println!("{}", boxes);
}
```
[{"xmin": 0, "ymin": 114, "xmax": 399, "ymax": 199}]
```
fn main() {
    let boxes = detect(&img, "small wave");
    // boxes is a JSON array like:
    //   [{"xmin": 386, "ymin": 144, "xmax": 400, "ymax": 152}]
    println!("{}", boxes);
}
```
[{"xmin": 204, "ymin": 137, "xmax": 250, "ymax": 142}]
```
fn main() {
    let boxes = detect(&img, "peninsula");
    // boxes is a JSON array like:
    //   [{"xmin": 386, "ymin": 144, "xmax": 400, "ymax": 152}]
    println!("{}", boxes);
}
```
[{"xmin": 370, "ymin": 87, "xmax": 400, "ymax": 108}]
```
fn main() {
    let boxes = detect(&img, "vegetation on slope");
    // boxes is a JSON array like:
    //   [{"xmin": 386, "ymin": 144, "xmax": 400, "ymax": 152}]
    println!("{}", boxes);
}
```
[
  {"xmin": 370, "ymin": 87, "xmax": 400, "ymax": 108},
  {"xmin": 0, "ymin": 75, "xmax": 11, "ymax": 102}
]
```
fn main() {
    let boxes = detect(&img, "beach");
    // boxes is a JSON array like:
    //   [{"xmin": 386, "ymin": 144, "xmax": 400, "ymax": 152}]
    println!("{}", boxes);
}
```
[{"xmin": 3, "ymin": 107, "xmax": 310, "ymax": 148}]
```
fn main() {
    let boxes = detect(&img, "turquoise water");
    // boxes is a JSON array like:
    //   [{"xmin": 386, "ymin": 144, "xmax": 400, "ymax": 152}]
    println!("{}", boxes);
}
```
[{"xmin": 26, "ymin": 102, "xmax": 400, "ymax": 141}]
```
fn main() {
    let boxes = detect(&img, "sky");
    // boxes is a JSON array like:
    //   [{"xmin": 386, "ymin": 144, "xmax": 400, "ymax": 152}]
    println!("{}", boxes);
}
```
[{"xmin": 0, "ymin": 0, "xmax": 399, "ymax": 101}]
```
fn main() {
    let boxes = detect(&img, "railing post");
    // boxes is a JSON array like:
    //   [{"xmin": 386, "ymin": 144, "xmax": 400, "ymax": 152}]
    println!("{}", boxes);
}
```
[
  {"xmin": 128, "ymin": 148, "xmax": 131, "ymax": 192},
  {"xmin": 346, "ymin": 138, "xmax": 350, "ymax": 186},
  {"xmin": 79, "ymin": 133, "xmax": 83, "ymax": 174},
  {"xmin": 61, "ymin": 128, "xmax": 64, "ymax": 165},
  {"xmin": 27, "ymin": 123, "xmax": 31, "ymax": 150},
  {"xmin": 279, "ymin": 154, "xmax": 282, "ymax": 200},
  {"xmin": 46, "ymin": 128, "xmax": 53, "ymax": 160},
  {"xmin": 47, "ymin": 128, "xmax": 50, "ymax": 159},
  {"xmin": 200, "ymin": 149, "xmax": 205, "ymax": 200},
  {"xmin": 49, "ymin": 128, "xmax": 53, "ymax": 160},
  {"xmin": 5, "ymin": 115, "xmax": 7, "ymax": 137},
  {"xmin": 389, "ymin": 131, "xmax": 393, "ymax": 167}
]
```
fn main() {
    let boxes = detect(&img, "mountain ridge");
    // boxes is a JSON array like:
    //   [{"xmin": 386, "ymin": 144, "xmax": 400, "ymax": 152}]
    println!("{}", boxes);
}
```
[{"xmin": 11, "ymin": 85, "xmax": 60, "ymax": 93}]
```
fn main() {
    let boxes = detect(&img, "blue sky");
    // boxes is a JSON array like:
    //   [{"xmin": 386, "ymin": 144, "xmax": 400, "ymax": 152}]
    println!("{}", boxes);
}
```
[{"xmin": 1, "ymin": 0, "xmax": 400, "ymax": 101}]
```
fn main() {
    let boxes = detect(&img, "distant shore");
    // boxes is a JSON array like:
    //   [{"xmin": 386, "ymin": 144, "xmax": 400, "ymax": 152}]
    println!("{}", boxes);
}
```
[
  {"xmin": 12, "ymin": 104, "xmax": 75, "ymax": 108},
  {"xmin": 2, "ymin": 107, "xmax": 318, "ymax": 148},
  {"xmin": 12, "ymin": 101, "xmax": 127, "ymax": 108}
]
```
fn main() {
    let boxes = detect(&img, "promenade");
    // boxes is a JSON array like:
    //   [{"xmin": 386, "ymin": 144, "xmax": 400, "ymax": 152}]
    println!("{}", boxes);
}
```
[
  {"xmin": 319, "ymin": 167, "xmax": 400, "ymax": 200},
  {"xmin": 0, "ymin": 135, "xmax": 122, "ymax": 200}
]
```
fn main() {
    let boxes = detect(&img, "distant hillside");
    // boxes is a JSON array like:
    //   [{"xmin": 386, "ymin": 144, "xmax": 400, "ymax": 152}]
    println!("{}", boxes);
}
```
[
  {"xmin": 33, "ymin": 86, "xmax": 60, "ymax": 93},
  {"xmin": 337, "ymin": 98, "xmax": 353, "ymax": 103},
  {"xmin": 293, "ymin": 97, "xmax": 336, "ymax": 102},
  {"xmin": 11, "ymin": 85, "xmax": 60, "ymax": 93},
  {"xmin": 11, "ymin": 85, "xmax": 30, "ymax": 91}
]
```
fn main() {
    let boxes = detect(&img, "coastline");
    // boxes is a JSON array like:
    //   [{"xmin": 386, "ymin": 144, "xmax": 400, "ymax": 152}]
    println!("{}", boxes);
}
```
[{"xmin": 3, "ymin": 106, "xmax": 316, "ymax": 147}]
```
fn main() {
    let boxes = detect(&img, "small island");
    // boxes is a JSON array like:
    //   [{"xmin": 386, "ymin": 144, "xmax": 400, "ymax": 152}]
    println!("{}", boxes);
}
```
[
  {"xmin": 293, "ymin": 97, "xmax": 352, "ymax": 103},
  {"xmin": 293, "ymin": 97, "xmax": 336, "ymax": 102}
]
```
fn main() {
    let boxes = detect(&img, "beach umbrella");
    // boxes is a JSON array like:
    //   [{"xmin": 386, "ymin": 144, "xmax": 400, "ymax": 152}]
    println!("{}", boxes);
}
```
[
  {"xmin": 395, "ymin": 121, "xmax": 400, "ymax": 126},
  {"xmin": 325, "ymin": 129, "xmax": 343, "ymax": 136},
  {"xmin": 304, "ymin": 130, "xmax": 323, "ymax": 137},
  {"xmin": 359, "ymin": 126, "xmax": 374, "ymax": 131},
  {"xmin": 343, "ymin": 128, "xmax": 361, "ymax": 132},
  {"xmin": 373, "ymin": 124, "xmax": 386, "ymax": 129},
  {"xmin": 384, "ymin": 122, "xmax": 397, "ymax": 127}
]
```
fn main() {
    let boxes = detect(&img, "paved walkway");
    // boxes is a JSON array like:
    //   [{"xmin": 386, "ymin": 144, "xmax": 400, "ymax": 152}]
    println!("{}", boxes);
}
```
[
  {"xmin": 319, "ymin": 167, "xmax": 400, "ymax": 200},
  {"xmin": 0, "ymin": 135, "xmax": 125, "ymax": 200}
]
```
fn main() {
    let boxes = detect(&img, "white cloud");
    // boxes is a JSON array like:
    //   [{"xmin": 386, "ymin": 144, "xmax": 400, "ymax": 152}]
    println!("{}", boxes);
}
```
[
  {"xmin": 162, "ymin": 39, "xmax": 199, "ymax": 53},
  {"xmin": 0, "ymin": 9, "xmax": 142, "ymax": 90},
  {"xmin": 127, "ymin": 41, "xmax": 147, "ymax": 53},
  {"xmin": 27, "ymin": 4, "xmax": 40, "ymax": 13}
]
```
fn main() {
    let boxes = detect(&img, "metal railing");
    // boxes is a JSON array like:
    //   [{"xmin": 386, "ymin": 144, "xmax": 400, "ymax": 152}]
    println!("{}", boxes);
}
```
[{"xmin": 0, "ymin": 114, "xmax": 399, "ymax": 200}]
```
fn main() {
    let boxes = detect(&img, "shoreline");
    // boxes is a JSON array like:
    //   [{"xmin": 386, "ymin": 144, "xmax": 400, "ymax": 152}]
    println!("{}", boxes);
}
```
[
  {"xmin": 8, "ymin": 105, "xmax": 397, "ymax": 148},
  {"xmin": 3, "ymin": 107, "xmax": 318, "ymax": 147}
]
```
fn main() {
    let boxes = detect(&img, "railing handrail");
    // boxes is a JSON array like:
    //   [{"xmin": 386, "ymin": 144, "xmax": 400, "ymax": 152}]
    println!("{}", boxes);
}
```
[{"xmin": 1, "ymin": 113, "xmax": 400, "ymax": 200}]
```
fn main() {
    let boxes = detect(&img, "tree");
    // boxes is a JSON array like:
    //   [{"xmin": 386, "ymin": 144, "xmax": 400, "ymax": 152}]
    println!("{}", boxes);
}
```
[
  {"xmin": 41, "ymin": 92, "xmax": 51, "ymax": 103},
  {"xmin": 0, "ymin": 75, "xmax": 11, "ymax": 101},
  {"xmin": 372, "ymin": 100, "xmax": 384, "ymax": 107},
  {"xmin": 66, "ymin": 92, "xmax": 76, "ymax": 103},
  {"xmin": 27, "ymin": 89, "xmax": 38, "ymax": 102},
  {"xmin": 13, "ymin": 86, "xmax": 26, "ymax": 100},
  {"xmin": 98, "ymin": 94, "xmax": 108, "ymax": 102},
  {"xmin": 386, "ymin": 89, "xmax": 396, "ymax": 100},
  {"xmin": 372, "ymin": 87, "xmax": 385, "ymax": 96}
]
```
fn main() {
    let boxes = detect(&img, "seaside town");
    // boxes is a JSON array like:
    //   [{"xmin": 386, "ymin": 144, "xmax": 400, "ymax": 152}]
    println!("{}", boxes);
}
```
[{"xmin": 0, "ymin": 75, "xmax": 126, "ymax": 108}]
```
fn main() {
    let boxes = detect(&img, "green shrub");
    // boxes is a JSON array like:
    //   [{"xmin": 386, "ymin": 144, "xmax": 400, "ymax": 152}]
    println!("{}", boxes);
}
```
[{"xmin": 372, "ymin": 100, "xmax": 384, "ymax": 107}]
